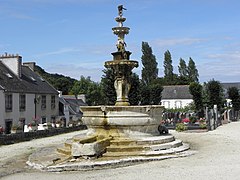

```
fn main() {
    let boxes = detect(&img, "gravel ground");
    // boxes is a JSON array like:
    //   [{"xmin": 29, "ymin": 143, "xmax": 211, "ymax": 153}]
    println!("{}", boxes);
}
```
[{"xmin": 1, "ymin": 122, "xmax": 240, "ymax": 180}]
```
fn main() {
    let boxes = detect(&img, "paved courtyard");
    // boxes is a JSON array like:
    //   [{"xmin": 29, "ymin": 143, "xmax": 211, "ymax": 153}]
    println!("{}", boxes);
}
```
[{"xmin": 1, "ymin": 121, "xmax": 240, "ymax": 180}]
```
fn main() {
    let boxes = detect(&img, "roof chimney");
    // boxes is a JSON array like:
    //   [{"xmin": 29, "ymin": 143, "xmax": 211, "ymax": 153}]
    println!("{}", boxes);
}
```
[
  {"xmin": 23, "ymin": 62, "xmax": 36, "ymax": 71},
  {"xmin": 0, "ymin": 53, "xmax": 22, "ymax": 78}
]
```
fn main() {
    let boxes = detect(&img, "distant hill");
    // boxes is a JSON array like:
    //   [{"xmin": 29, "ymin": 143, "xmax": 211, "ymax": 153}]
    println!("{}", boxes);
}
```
[{"xmin": 35, "ymin": 65, "xmax": 77, "ymax": 95}]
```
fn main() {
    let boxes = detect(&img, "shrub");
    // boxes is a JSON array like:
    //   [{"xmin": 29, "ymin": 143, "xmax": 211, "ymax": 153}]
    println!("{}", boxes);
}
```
[
  {"xmin": 199, "ymin": 123, "xmax": 207, "ymax": 129},
  {"xmin": 175, "ymin": 123, "xmax": 188, "ymax": 132},
  {"xmin": 189, "ymin": 116, "xmax": 197, "ymax": 124}
]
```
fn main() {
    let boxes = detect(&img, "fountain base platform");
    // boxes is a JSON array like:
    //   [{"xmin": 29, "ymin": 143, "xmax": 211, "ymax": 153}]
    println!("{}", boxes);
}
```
[{"xmin": 27, "ymin": 105, "xmax": 192, "ymax": 171}]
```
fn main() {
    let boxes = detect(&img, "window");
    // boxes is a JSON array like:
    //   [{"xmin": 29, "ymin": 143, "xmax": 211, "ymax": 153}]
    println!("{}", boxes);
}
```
[
  {"xmin": 19, "ymin": 94, "xmax": 26, "ymax": 111},
  {"xmin": 5, "ymin": 94, "xmax": 12, "ymax": 112},
  {"xmin": 41, "ymin": 116, "xmax": 46, "ymax": 124},
  {"xmin": 51, "ymin": 95, "xmax": 56, "ymax": 109},
  {"xmin": 175, "ymin": 101, "xmax": 182, "ymax": 109},
  {"xmin": 162, "ymin": 101, "xmax": 170, "ymax": 109},
  {"xmin": 51, "ymin": 116, "xmax": 56, "ymax": 123},
  {"xmin": 41, "ymin": 95, "xmax": 46, "ymax": 110}
]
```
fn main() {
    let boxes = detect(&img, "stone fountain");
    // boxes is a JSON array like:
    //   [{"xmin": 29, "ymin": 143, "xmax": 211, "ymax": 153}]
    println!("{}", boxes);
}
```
[{"xmin": 27, "ymin": 5, "xmax": 190, "ymax": 171}]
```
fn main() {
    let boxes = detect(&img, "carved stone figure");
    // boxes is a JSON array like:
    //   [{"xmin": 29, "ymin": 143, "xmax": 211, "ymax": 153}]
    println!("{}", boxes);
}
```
[{"xmin": 118, "ymin": 5, "xmax": 127, "ymax": 17}]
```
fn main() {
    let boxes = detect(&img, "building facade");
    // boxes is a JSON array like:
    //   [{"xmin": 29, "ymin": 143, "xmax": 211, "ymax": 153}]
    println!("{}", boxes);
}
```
[
  {"xmin": 161, "ymin": 85, "xmax": 193, "ymax": 109},
  {"xmin": 0, "ymin": 54, "xmax": 59, "ymax": 134}
]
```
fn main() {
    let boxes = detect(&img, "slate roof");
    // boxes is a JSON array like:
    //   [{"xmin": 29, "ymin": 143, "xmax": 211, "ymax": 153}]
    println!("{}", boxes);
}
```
[
  {"xmin": 221, "ymin": 83, "xmax": 240, "ymax": 90},
  {"xmin": 0, "ymin": 61, "xmax": 58, "ymax": 94},
  {"xmin": 161, "ymin": 85, "xmax": 192, "ymax": 99},
  {"xmin": 59, "ymin": 96, "xmax": 87, "ymax": 115},
  {"xmin": 221, "ymin": 82, "xmax": 240, "ymax": 98}
]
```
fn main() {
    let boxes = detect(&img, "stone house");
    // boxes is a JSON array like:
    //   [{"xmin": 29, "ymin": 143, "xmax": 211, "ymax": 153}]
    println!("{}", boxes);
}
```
[
  {"xmin": 161, "ymin": 85, "xmax": 193, "ymax": 109},
  {"xmin": 59, "ymin": 94, "xmax": 87, "ymax": 126},
  {"xmin": 0, "ymin": 54, "xmax": 59, "ymax": 134}
]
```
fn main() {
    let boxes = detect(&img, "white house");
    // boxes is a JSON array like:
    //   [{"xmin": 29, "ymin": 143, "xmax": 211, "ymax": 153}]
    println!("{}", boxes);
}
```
[
  {"xmin": 59, "ymin": 94, "xmax": 87, "ymax": 126},
  {"xmin": 0, "ymin": 53, "xmax": 59, "ymax": 134},
  {"xmin": 161, "ymin": 85, "xmax": 193, "ymax": 109}
]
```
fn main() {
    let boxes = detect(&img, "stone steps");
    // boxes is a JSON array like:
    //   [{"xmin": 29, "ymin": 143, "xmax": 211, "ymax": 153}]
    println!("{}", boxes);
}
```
[
  {"xmin": 103, "ymin": 143, "xmax": 189, "ymax": 157},
  {"xmin": 106, "ymin": 145, "xmax": 145, "ymax": 152},
  {"xmin": 106, "ymin": 139, "xmax": 182, "ymax": 153},
  {"xmin": 110, "ymin": 135, "xmax": 175, "ymax": 146},
  {"xmin": 57, "ymin": 145, "xmax": 71, "ymax": 156},
  {"xmin": 57, "ymin": 134, "xmax": 187, "ymax": 159},
  {"xmin": 148, "ymin": 139, "xmax": 183, "ymax": 151}
]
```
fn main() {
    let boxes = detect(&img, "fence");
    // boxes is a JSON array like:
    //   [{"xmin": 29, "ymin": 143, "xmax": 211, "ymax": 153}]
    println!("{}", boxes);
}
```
[
  {"xmin": 162, "ymin": 106, "xmax": 223, "ymax": 131},
  {"xmin": 0, "ymin": 125, "xmax": 87, "ymax": 146}
]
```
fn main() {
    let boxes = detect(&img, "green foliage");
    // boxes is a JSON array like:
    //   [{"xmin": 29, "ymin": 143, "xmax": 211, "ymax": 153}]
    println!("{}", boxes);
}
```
[
  {"xmin": 204, "ymin": 79, "xmax": 225, "ymax": 110},
  {"xmin": 149, "ymin": 80, "xmax": 163, "ymax": 104},
  {"xmin": 129, "ymin": 73, "xmax": 141, "ymax": 105},
  {"xmin": 141, "ymin": 41, "xmax": 158, "ymax": 85},
  {"xmin": 178, "ymin": 58, "xmax": 188, "ymax": 77},
  {"xmin": 35, "ymin": 65, "xmax": 76, "ymax": 95},
  {"xmin": 188, "ymin": 57, "xmax": 199, "ymax": 83},
  {"xmin": 228, "ymin": 87, "xmax": 240, "ymax": 111},
  {"xmin": 140, "ymin": 83, "xmax": 151, "ymax": 105},
  {"xmin": 71, "ymin": 76, "xmax": 103, "ymax": 105},
  {"xmin": 164, "ymin": 50, "xmax": 174, "ymax": 82},
  {"xmin": 189, "ymin": 116, "xmax": 197, "ymax": 124},
  {"xmin": 175, "ymin": 123, "xmax": 188, "ymax": 132},
  {"xmin": 101, "ymin": 68, "xmax": 141, "ymax": 105},
  {"xmin": 199, "ymin": 123, "xmax": 207, "ymax": 129},
  {"xmin": 140, "ymin": 79, "xmax": 163, "ymax": 105},
  {"xmin": 71, "ymin": 76, "xmax": 91, "ymax": 96},
  {"xmin": 189, "ymin": 82, "xmax": 204, "ymax": 115},
  {"xmin": 101, "ymin": 68, "xmax": 116, "ymax": 105}
]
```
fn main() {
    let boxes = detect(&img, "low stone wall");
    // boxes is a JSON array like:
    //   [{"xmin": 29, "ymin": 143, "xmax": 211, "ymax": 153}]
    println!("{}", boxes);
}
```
[{"xmin": 0, "ymin": 125, "xmax": 87, "ymax": 146}]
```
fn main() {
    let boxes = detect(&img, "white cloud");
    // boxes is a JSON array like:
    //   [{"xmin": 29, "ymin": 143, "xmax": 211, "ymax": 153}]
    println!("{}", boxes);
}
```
[
  {"xmin": 36, "ymin": 48, "xmax": 82, "ymax": 57},
  {"xmin": 152, "ymin": 38, "xmax": 207, "ymax": 48},
  {"xmin": 199, "ymin": 51, "xmax": 240, "ymax": 82}
]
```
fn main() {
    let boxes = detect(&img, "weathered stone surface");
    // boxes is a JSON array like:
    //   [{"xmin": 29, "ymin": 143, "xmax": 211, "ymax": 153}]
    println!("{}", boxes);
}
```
[
  {"xmin": 71, "ymin": 138, "xmax": 110, "ymax": 157},
  {"xmin": 80, "ymin": 105, "xmax": 164, "ymax": 137}
]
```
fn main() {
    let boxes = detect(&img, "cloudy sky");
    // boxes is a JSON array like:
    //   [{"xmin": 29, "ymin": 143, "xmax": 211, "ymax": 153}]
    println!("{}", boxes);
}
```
[{"xmin": 0, "ymin": 0, "xmax": 240, "ymax": 83}]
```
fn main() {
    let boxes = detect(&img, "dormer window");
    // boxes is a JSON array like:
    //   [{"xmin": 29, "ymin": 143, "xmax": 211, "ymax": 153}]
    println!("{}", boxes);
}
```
[
  {"xmin": 39, "ymin": 77, "xmax": 45, "ymax": 82},
  {"xmin": 5, "ymin": 73, "xmax": 13, "ymax": 79},
  {"xmin": 30, "ymin": 76, "xmax": 36, "ymax": 82}
]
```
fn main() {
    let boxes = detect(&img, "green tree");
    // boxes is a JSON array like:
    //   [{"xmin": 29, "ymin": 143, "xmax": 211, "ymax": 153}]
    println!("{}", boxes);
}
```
[
  {"xmin": 35, "ymin": 65, "xmax": 76, "ymax": 95},
  {"xmin": 100, "ymin": 68, "xmax": 116, "ymax": 105},
  {"xmin": 149, "ymin": 80, "xmax": 163, "ymax": 105},
  {"xmin": 189, "ymin": 82, "xmax": 204, "ymax": 117},
  {"xmin": 141, "ymin": 41, "xmax": 158, "ymax": 85},
  {"xmin": 164, "ymin": 50, "xmax": 174, "ymax": 82},
  {"xmin": 71, "ymin": 76, "xmax": 91, "ymax": 96},
  {"xmin": 140, "ymin": 83, "xmax": 150, "ymax": 105},
  {"xmin": 188, "ymin": 57, "xmax": 199, "ymax": 83},
  {"xmin": 128, "ymin": 73, "xmax": 141, "ymax": 105},
  {"xmin": 228, "ymin": 87, "xmax": 240, "ymax": 120},
  {"xmin": 140, "ymin": 79, "xmax": 163, "ymax": 105},
  {"xmin": 178, "ymin": 58, "xmax": 188, "ymax": 77},
  {"xmin": 204, "ymin": 79, "xmax": 224, "ymax": 110},
  {"xmin": 71, "ymin": 76, "xmax": 103, "ymax": 105},
  {"xmin": 228, "ymin": 87, "xmax": 240, "ymax": 110},
  {"xmin": 177, "ymin": 58, "xmax": 190, "ymax": 84}
]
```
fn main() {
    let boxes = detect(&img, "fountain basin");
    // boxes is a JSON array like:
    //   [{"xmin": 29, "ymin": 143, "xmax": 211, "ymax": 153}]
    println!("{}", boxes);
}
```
[{"xmin": 80, "ymin": 105, "xmax": 164, "ymax": 137}]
